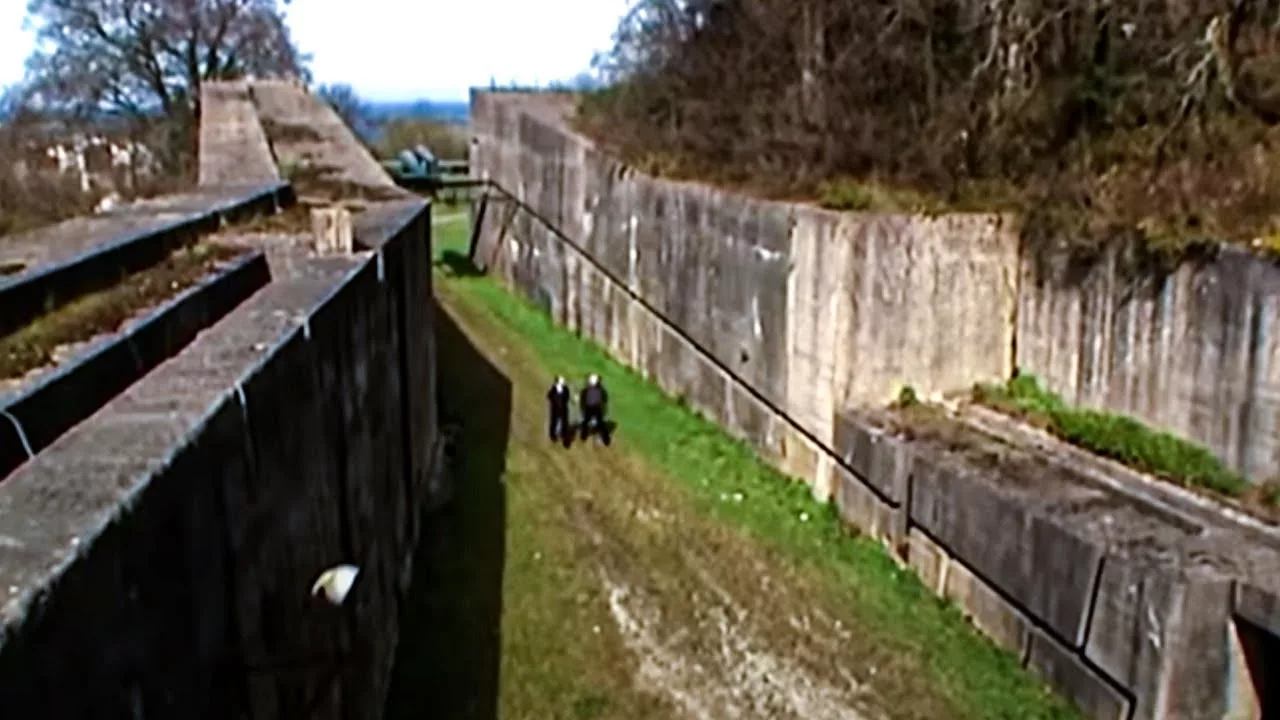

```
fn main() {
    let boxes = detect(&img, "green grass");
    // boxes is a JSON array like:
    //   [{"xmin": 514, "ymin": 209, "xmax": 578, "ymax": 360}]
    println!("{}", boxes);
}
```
[
  {"xmin": 429, "ymin": 214, "xmax": 1080, "ymax": 720},
  {"xmin": 973, "ymin": 372, "xmax": 1268, "ymax": 504}
]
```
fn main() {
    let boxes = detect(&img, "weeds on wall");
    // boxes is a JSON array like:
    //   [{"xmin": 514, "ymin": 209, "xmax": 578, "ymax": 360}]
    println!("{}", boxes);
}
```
[{"xmin": 972, "ymin": 372, "xmax": 1280, "ymax": 512}]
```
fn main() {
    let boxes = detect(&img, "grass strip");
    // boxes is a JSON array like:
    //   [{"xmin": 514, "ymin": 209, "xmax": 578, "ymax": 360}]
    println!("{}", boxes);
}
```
[
  {"xmin": 431, "ymin": 219, "xmax": 1081, "ymax": 720},
  {"xmin": 974, "ymin": 373, "xmax": 1280, "ymax": 510},
  {"xmin": 0, "ymin": 242, "xmax": 243, "ymax": 380}
]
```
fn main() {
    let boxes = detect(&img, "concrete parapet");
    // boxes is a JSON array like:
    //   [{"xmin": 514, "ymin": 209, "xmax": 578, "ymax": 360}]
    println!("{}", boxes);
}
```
[
  {"xmin": 0, "ymin": 201, "xmax": 435, "ymax": 718},
  {"xmin": 0, "ymin": 250, "xmax": 271, "ymax": 480},
  {"xmin": 0, "ymin": 182, "xmax": 289, "ymax": 338}
]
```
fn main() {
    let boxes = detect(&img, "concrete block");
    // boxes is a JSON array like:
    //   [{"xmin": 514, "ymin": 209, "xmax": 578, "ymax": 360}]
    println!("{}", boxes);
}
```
[
  {"xmin": 1081, "ymin": 552, "xmax": 1235, "ymax": 720},
  {"xmin": 321, "ymin": 256, "xmax": 402, "ymax": 713},
  {"xmin": 1083, "ymin": 553, "xmax": 1180, "ymax": 715},
  {"xmin": 1235, "ymin": 579, "xmax": 1280, "ymax": 637},
  {"xmin": 833, "ymin": 465, "xmax": 895, "ymax": 546},
  {"xmin": 0, "ymin": 408, "xmax": 218, "ymax": 714},
  {"xmin": 613, "ymin": 286, "xmax": 642, "ymax": 363},
  {"xmin": 312, "ymin": 206, "xmax": 354, "ymax": 254},
  {"xmin": 812, "ymin": 452, "xmax": 836, "ymax": 503},
  {"xmin": 907, "ymin": 527, "xmax": 949, "ymax": 596},
  {"xmin": 0, "ymin": 507, "xmax": 132, "ymax": 715},
  {"xmin": 0, "ymin": 251, "xmax": 268, "ymax": 480},
  {"xmin": 115, "ymin": 398, "xmax": 249, "ymax": 716},
  {"xmin": 370, "ymin": 257, "xmax": 413, "ymax": 569},
  {"xmin": 726, "ymin": 380, "xmax": 781, "ymax": 463},
  {"xmin": 942, "ymin": 558, "xmax": 1031, "ymax": 657},
  {"xmin": 7, "ymin": 340, "xmax": 138, "ymax": 452},
  {"xmin": 1026, "ymin": 626, "xmax": 1132, "ymax": 720},
  {"xmin": 908, "ymin": 454, "xmax": 1106, "ymax": 648},
  {"xmin": 604, "ymin": 290, "xmax": 631, "ymax": 365},
  {"xmin": 634, "ymin": 304, "xmax": 664, "ymax": 382},
  {"xmin": 377, "ymin": 208, "xmax": 436, "ymax": 519},
  {"xmin": 779, "ymin": 426, "xmax": 820, "ymax": 487},
  {"xmin": 1154, "ymin": 567, "xmax": 1234, "ymax": 720},
  {"xmin": 233, "ymin": 327, "xmax": 348, "ymax": 717},
  {"xmin": 693, "ymin": 362, "xmax": 728, "ymax": 427},
  {"xmin": 833, "ymin": 412, "xmax": 912, "ymax": 505},
  {"xmin": 656, "ymin": 325, "xmax": 698, "ymax": 406}
]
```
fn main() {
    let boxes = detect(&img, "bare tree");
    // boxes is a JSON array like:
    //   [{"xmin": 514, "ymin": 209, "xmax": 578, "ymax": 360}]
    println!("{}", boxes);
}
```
[
  {"xmin": 16, "ymin": 0, "xmax": 311, "ymax": 171},
  {"xmin": 580, "ymin": 0, "xmax": 1280, "ymax": 246}
]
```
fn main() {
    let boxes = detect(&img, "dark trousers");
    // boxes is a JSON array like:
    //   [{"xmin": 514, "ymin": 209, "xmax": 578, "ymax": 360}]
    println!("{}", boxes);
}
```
[{"xmin": 548, "ymin": 408, "xmax": 569, "ymax": 440}]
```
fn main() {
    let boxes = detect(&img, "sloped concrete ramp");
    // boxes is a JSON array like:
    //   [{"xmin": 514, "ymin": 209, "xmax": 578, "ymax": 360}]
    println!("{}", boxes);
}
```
[{"xmin": 197, "ymin": 81, "xmax": 280, "ymax": 187}]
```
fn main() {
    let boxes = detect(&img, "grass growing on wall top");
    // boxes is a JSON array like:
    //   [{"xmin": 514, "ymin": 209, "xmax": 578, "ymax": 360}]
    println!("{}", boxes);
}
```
[
  {"xmin": 973, "ymin": 372, "xmax": 1280, "ymax": 510},
  {"xmin": 430, "ymin": 219, "xmax": 1081, "ymax": 719}
]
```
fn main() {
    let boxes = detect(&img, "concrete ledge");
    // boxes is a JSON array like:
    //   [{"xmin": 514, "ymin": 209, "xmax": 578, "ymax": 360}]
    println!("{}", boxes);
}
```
[
  {"xmin": 0, "ymin": 202, "xmax": 434, "ymax": 717},
  {"xmin": 1026, "ymin": 626, "xmax": 1132, "ymax": 720},
  {"xmin": 0, "ymin": 181, "xmax": 292, "ymax": 337},
  {"xmin": 1236, "ymin": 580, "xmax": 1280, "ymax": 636},
  {"xmin": 0, "ymin": 251, "xmax": 270, "ymax": 482}
]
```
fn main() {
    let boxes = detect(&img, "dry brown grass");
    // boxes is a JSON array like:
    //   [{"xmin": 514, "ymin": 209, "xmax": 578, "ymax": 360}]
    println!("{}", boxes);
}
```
[{"xmin": 0, "ymin": 242, "xmax": 245, "ymax": 380}]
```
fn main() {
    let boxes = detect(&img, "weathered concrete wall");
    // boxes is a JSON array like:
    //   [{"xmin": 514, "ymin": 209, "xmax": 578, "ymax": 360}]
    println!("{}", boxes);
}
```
[
  {"xmin": 470, "ymin": 91, "xmax": 1018, "ymax": 462},
  {"xmin": 469, "ymin": 89, "xmax": 1280, "ymax": 719},
  {"xmin": 198, "ymin": 81, "xmax": 281, "ymax": 187},
  {"xmin": 0, "ymin": 200, "xmax": 437, "ymax": 718},
  {"xmin": 474, "ymin": 93, "xmax": 1280, "ymax": 484},
  {"xmin": 1018, "ymin": 244, "xmax": 1280, "ymax": 481},
  {"xmin": 833, "ymin": 408, "xmax": 1280, "ymax": 720},
  {"xmin": 249, "ymin": 79, "xmax": 404, "ymax": 195}
]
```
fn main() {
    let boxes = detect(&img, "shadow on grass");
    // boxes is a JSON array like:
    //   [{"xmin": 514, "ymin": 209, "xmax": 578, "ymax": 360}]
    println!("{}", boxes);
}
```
[
  {"xmin": 576, "ymin": 419, "xmax": 617, "ymax": 446},
  {"xmin": 435, "ymin": 250, "xmax": 485, "ymax": 278},
  {"xmin": 384, "ymin": 299, "xmax": 511, "ymax": 720}
]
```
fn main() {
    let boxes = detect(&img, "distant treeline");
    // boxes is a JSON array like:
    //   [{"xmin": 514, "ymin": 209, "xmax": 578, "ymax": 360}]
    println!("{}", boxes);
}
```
[{"xmin": 367, "ymin": 100, "xmax": 468, "ymax": 125}]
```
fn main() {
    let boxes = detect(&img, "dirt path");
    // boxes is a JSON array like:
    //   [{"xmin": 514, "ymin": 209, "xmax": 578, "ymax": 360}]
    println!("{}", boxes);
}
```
[{"xmin": 386, "ymin": 282, "xmax": 912, "ymax": 720}]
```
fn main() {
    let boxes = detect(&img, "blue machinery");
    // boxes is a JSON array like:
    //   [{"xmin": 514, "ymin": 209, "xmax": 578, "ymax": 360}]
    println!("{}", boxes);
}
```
[{"xmin": 381, "ymin": 145, "xmax": 477, "ymax": 195}]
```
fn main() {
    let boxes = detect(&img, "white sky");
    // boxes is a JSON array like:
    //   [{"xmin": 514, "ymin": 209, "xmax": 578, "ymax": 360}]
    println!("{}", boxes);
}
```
[{"xmin": 0, "ymin": 0, "xmax": 630, "ymax": 102}]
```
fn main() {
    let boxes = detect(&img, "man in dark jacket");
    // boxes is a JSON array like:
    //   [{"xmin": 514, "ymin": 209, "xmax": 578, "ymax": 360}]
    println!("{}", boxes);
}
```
[
  {"xmin": 547, "ymin": 376, "xmax": 572, "ymax": 445},
  {"xmin": 579, "ymin": 373, "xmax": 611, "ymax": 445}
]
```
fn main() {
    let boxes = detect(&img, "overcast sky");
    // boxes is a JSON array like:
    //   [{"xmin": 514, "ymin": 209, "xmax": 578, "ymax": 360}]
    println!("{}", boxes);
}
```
[{"xmin": 0, "ymin": 0, "xmax": 629, "ymax": 102}]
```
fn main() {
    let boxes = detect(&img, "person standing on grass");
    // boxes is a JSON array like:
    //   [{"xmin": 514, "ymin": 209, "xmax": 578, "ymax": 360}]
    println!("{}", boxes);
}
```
[
  {"xmin": 547, "ymin": 376, "xmax": 572, "ymax": 444},
  {"xmin": 579, "ymin": 373, "xmax": 611, "ymax": 445}
]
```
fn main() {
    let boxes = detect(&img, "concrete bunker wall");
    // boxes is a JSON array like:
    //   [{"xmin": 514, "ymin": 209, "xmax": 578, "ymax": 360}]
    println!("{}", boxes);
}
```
[
  {"xmin": 1017, "ymin": 243, "xmax": 1280, "ymax": 482},
  {"xmin": 474, "ymin": 92, "xmax": 1280, "ymax": 484},
  {"xmin": 470, "ymin": 90, "xmax": 1019, "ymax": 457},
  {"xmin": 469, "ymin": 90, "xmax": 1280, "ymax": 720},
  {"xmin": 0, "ymin": 202, "xmax": 437, "ymax": 719},
  {"xmin": 197, "ymin": 81, "xmax": 281, "ymax": 188}
]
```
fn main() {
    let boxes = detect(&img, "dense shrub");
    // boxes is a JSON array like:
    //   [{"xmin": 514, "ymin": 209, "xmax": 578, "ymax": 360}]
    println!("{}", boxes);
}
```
[{"xmin": 578, "ymin": 0, "xmax": 1280, "ymax": 250}]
